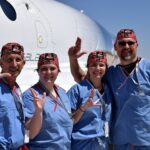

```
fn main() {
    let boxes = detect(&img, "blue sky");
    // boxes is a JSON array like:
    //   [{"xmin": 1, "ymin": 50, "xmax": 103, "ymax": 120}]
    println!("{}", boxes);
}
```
[{"xmin": 57, "ymin": 0, "xmax": 150, "ymax": 59}]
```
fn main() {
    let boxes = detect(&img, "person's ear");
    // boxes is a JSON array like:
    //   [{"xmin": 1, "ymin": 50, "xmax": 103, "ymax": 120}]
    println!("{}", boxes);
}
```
[
  {"xmin": 0, "ymin": 59, "xmax": 3, "ymax": 67},
  {"xmin": 114, "ymin": 43, "xmax": 117, "ymax": 51}
]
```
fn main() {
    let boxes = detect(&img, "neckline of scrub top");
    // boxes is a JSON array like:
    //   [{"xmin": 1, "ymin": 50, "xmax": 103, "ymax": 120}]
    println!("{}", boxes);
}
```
[
  {"xmin": 36, "ymin": 82, "xmax": 71, "ymax": 117},
  {"xmin": 86, "ymin": 79, "xmax": 105, "ymax": 107}
]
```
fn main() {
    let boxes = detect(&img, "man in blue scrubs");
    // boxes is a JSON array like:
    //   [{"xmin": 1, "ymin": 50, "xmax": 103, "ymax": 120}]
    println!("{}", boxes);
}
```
[
  {"xmin": 0, "ymin": 43, "xmax": 25, "ymax": 149},
  {"xmin": 106, "ymin": 29, "xmax": 150, "ymax": 150},
  {"xmin": 68, "ymin": 30, "xmax": 150, "ymax": 149}
]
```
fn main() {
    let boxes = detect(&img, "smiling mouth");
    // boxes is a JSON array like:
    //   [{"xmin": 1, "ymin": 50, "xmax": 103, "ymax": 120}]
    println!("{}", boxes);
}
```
[{"xmin": 9, "ymin": 69, "xmax": 18, "ymax": 73}]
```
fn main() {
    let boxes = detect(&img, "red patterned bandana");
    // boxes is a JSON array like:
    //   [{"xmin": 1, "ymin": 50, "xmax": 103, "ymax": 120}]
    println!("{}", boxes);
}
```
[
  {"xmin": 87, "ymin": 50, "xmax": 107, "ymax": 66},
  {"xmin": 1, "ymin": 43, "xmax": 24, "ymax": 58},
  {"xmin": 38, "ymin": 53, "xmax": 60, "ymax": 70},
  {"xmin": 116, "ymin": 29, "xmax": 137, "ymax": 41}
]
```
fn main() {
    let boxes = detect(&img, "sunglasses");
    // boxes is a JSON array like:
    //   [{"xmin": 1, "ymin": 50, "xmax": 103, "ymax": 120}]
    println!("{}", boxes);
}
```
[{"xmin": 118, "ymin": 41, "xmax": 136, "ymax": 46}]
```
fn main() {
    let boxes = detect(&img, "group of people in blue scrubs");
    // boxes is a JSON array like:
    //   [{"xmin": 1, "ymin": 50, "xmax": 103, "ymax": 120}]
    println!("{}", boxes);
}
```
[
  {"xmin": 68, "ymin": 29, "xmax": 150, "ymax": 150},
  {"xmin": 0, "ymin": 43, "xmax": 73, "ymax": 149},
  {"xmin": 0, "ymin": 28, "xmax": 150, "ymax": 150}
]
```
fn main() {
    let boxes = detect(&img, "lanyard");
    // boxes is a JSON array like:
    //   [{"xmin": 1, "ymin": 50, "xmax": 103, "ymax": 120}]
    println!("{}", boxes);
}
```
[
  {"xmin": 118, "ymin": 59, "xmax": 140, "ymax": 89},
  {"xmin": 37, "ymin": 82, "xmax": 71, "ymax": 117},
  {"xmin": 86, "ymin": 79, "xmax": 105, "ymax": 109},
  {"xmin": 48, "ymin": 94, "xmax": 58, "ymax": 111},
  {"xmin": 118, "ymin": 58, "xmax": 145, "ymax": 95},
  {"xmin": 47, "ymin": 90, "xmax": 67, "ymax": 111},
  {"xmin": 12, "ymin": 85, "xmax": 25, "ymax": 123}
]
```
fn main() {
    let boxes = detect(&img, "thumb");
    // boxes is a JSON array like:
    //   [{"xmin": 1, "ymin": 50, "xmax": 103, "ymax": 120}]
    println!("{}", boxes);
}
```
[
  {"xmin": 42, "ymin": 92, "xmax": 46, "ymax": 99},
  {"xmin": 77, "ymin": 51, "xmax": 87, "ymax": 58},
  {"xmin": 89, "ymin": 88, "xmax": 94, "ymax": 99}
]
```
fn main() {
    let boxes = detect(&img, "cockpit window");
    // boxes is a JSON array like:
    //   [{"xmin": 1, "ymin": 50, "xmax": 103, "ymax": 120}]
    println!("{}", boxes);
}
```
[{"xmin": 0, "ymin": 0, "xmax": 16, "ymax": 21}]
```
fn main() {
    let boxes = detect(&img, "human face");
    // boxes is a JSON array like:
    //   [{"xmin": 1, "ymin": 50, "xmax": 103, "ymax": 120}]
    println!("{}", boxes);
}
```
[
  {"xmin": 38, "ymin": 64, "xmax": 59, "ymax": 85},
  {"xmin": 0, "ymin": 54, "xmax": 25, "ymax": 80},
  {"xmin": 88, "ymin": 62, "xmax": 106, "ymax": 81},
  {"xmin": 115, "ymin": 38, "xmax": 138, "ymax": 65}
]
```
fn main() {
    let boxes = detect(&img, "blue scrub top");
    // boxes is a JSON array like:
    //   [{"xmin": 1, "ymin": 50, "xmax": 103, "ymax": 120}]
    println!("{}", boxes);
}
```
[
  {"xmin": 106, "ymin": 58, "xmax": 150, "ymax": 145},
  {"xmin": 67, "ymin": 79, "xmax": 111, "ymax": 141},
  {"xmin": 22, "ymin": 83, "xmax": 73, "ymax": 150},
  {"xmin": 0, "ymin": 80, "xmax": 25, "ymax": 149}
]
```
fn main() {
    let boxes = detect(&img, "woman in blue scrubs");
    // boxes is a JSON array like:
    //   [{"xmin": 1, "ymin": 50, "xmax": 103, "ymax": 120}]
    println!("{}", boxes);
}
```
[
  {"xmin": 22, "ymin": 53, "xmax": 73, "ymax": 150},
  {"xmin": 67, "ymin": 50, "xmax": 111, "ymax": 150}
]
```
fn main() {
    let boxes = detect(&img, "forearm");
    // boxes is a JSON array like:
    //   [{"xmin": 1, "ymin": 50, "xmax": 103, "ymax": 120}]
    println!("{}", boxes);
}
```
[
  {"xmin": 72, "ymin": 107, "xmax": 85, "ymax": 124},
  {"xmin": 27, "ymin": 110, "xmax": 43, "ymax": 139},
  {"xmin": 69, "ymin": 57, "xmax": 86, "ymax": 82}
]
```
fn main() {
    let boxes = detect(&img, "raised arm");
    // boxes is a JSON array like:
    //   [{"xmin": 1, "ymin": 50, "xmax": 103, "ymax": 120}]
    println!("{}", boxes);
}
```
[{"xmin": 68, "ymin": 37, "xmax": 87, "ymax": 82}]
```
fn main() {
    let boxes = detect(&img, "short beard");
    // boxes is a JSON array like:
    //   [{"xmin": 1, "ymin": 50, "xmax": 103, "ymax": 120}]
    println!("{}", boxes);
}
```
[
  {"xmin": 123, "ymin": 55, "xmax": 131, "ymax": 61},
  {"xmin": 121, "ymin": 51, "xmax": 132, "ymax": 61}
]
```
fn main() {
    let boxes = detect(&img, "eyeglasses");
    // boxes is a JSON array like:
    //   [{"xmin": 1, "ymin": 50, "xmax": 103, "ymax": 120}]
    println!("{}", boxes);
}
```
[{"xmin": 118, "ymin": 41, "xmax": 136, "ymax": 46}]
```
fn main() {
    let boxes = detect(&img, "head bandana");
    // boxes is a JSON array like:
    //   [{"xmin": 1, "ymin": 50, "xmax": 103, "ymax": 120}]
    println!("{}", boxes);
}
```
[
  {"xmin": 87, "ymin": 50, "xmax": 107, "ymax": 67},
  {"xmin": 1, "ymin": 43, "xmax": 24, "ymax": 58},
  {"xmin": 116, "ymin": 29, "xmax": 137, "ymax": 41},
  {"xmin": 38, "ymin": 53, "xmax": 60, "ymax": 71}
]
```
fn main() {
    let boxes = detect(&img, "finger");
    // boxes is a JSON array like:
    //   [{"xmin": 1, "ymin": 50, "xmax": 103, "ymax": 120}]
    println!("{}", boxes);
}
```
[
  {"xmin": 77, "ymin": 51, "xmax": 87, "ymax": 58},
  {"xmin": 30, "ymin": 88, "xmax": 38, "ymax": 98},
  {"xmin": 89, "ymin": 88, "xmax": 94, "ymax": 99},
  {"xmin": 75, "ymin": 37, "xmax": 81, "ymax": 52},
  {"xmin": 0, "ymin": 73, "xmax": 11, "ymax": 78},
  {"xmin": 75, "ymin": 37, "xmax": 81, "ymax": 47},
  {"xmin": 42, "ymin": 92, "xmax": 46, "ymax": 102},
  {"xmin": 42, "ymin": 92, "xmax": 46, "ymax": 99}
]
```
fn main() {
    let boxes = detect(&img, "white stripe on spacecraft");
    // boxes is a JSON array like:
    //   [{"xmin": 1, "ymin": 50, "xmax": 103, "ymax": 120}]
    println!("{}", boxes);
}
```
[{"xmin": 0, "ymin": 0, "xmax": 115, "ymax": 91}]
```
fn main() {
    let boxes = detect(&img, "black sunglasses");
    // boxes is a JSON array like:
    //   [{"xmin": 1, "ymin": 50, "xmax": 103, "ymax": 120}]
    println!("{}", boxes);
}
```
[{"xmin": 118, "ymin": 41, "xmax": 136, "ymax": 46}]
